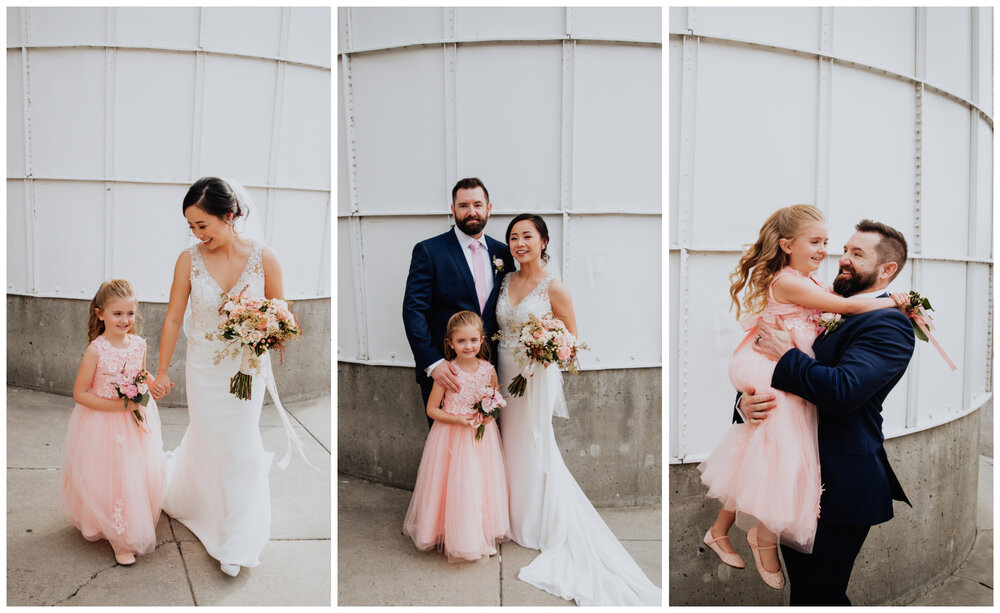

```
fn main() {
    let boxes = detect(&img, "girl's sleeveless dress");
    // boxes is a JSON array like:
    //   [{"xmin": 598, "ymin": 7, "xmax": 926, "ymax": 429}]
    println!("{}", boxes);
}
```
[
  {"xmin": 403, "ymin": 359, "xmax": 509, "ymax": 562},
  {"xmin": 60, "ymin": 334, "xmax": 166, "ymax": 555},
  {"xmin": 698, "ymin": 266, "xmax": 825, "ymax": 553}
]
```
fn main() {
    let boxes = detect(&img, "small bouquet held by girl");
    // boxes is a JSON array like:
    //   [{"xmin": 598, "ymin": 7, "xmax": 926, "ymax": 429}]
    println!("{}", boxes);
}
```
[
  {"xmin": 471, "ymin": 386, "xmax": 506, "ymax": 441},
  {"xmin": 112, "ymin": 366, "xmax": 152, "ymax": 429},
  {"xmin": 494, "ymin": 312, "xmax": 588, "ymax": 397},
  {"xmin": 207, "ymin": 284, "xmax": 302, "ymax": 399}
]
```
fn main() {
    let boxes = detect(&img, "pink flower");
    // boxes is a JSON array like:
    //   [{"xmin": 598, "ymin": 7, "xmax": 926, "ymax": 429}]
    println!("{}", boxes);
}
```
[
  {"xmin": 116, "ymin": 372, "xmax": 129, "ymax": 386},
  {"xmin": 557, "ymin": 346, "xmax": 571, "ymax": 360},
  {"xmin": 125, "ymin": 384, "xmax": 138, "ymax": 398}
]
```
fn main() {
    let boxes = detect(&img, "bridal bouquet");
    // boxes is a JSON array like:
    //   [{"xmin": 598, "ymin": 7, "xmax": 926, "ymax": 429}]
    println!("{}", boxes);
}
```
[
  {"xmin": 470, "ymin": 385, "xmax": 506, "ymax": 441},
  {"xmin": 207, "ymin": 284, "xmax": 302, "ymax": 400},
  {"xmin": 494, "ymin": 312, "xmax": 588, "ymax": 397},
  {"xmin": 112, "ymin": 366, "xmax": 151, "ymax": 429}
]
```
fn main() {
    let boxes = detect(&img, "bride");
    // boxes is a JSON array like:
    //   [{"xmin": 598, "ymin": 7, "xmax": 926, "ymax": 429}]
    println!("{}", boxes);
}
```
[
  {"xmin": 150, "ymin": 177, "xmax": 305, "ymax": 577},
  {"xmin": 497, "ymin": 214, "xmax": 661, "ymax": 606}
]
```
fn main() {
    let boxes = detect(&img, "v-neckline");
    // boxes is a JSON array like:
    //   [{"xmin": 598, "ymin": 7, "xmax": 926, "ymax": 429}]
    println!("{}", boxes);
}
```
[
  {"xmin": 507, "ymin": 272, "xmax": 550, "ymax": 309},
  {"xmin": 197, "ymin": 240, "xmax": 254, "ymax": 295}
]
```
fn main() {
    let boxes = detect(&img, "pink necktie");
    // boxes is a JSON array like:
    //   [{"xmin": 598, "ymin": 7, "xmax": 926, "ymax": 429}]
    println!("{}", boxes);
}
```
[{"xmin": 469, "ymin": 241, "xmax": 487, "ymax": 313}]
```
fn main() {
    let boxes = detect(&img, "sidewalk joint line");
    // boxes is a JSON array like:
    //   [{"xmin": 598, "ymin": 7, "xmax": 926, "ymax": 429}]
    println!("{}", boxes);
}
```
[{"xmin": 170, "ymin": 520, "xmax": 199, "ymax": 606}]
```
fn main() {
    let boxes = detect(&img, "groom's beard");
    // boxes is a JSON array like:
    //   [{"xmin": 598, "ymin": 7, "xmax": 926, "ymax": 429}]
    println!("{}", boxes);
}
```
[
  {"xmin": 833, "ymin": 265, "xmax": 879, "ymax": 297},
  {"xmin": 456, "ymin": 214, "xmax": 487, "ymax": 236}
]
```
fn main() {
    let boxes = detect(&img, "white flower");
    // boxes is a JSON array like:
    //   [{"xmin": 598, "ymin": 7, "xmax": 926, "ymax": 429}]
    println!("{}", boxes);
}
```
[{"xmin": 493, "ymin": 257, "xmax": 504, "ymax": 273}]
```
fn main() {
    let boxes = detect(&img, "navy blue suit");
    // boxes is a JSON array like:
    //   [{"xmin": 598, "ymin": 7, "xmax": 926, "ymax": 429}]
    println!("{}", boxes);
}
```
[
  {"xmin": 768, "ymin": 304, "xmax": 915, "ymax": 605},
  {"xmin": 402, "ymin": 228, "xmax": 514, "ymax": 424}
]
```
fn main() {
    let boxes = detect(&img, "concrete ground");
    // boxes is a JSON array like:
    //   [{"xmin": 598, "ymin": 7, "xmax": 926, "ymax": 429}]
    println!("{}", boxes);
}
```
[
  {"xmin": 337, "ymin": 473, "xmax": 662, "ymax": 606},
  {"xmin": 906, "ymin": 454, "xmax": 993, "ymax": 606},
  {"xmin": 7, "ymin": 386, "xmax": 331, "ymax": 606}
]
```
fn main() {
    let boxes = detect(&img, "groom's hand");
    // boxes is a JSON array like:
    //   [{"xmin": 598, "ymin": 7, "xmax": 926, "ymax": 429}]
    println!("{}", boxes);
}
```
[
  {"xmin": 754, "ymin": 317, "xmax": 794, "ymax": 360},
  {"xmin": 741, "ymin": 386, "xmax": 777, "ymax": 424},
  {"xmin": 430, "ymin": 361, "xmax": 461, "ymax": 394}
]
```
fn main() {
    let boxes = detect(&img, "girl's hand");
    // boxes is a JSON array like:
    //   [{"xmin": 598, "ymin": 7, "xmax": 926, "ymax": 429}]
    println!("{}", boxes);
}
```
[{"xmin": 890, "ymin": 292, "xmax": 909, "ymax": 311}]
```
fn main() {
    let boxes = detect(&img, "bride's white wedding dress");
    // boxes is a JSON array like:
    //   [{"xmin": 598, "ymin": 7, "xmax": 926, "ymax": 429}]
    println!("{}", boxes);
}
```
[
  {"xmin": 163, "ymin": 239, "xmax": 300, "ymax": 568},
  {"xmin": 497, "ymin": 272, "xmax": 661, "ymax": 606}
]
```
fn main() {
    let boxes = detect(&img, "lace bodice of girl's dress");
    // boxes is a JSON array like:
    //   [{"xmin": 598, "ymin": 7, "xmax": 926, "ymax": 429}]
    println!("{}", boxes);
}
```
[
  {"xmin": 440, "ymin": 360, "xmax": 494, "ymax": 416},
  {"xmin": 90, "ymin": 335, "xmax": 146, "ymax": 399},
  {"xmin": 186, "ymin": 239, "xmax": 264, "ymax": 345},
  {"xmin": 759, "ymin": 267, "xmax": 824, "ymax": 346},
  {"xmin": 496, "ymin": 271, "xmax": 556, "ymax": 345}
]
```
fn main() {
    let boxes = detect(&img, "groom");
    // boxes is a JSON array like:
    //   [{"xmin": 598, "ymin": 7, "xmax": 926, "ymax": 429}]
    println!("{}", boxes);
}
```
[
  {"xmin": 402, "ymin": 177, "xmax": 515, "ymax": 427},
  {"xmin": 743, "ymin": 219, "xmax": 915, "ymax": 606}
]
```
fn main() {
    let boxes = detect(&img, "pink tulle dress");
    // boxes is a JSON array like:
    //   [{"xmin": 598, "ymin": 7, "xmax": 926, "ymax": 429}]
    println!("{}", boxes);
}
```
[
  {"xmin": 403, "ymin": 359, "xmax": 509, "ymax": 562},
  {"xmin": 60, "ymin": 334, "xmax": 166, "ymax": 556},
  {"xmin": 698, "ymin": 267, "xmax": 825, "ymax": 553}
]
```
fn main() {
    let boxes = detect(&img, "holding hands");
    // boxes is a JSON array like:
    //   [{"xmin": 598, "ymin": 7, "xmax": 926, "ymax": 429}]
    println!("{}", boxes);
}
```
[{"xmin": 149, "ymin": 373, "xmax": 174, "ymax": 401}]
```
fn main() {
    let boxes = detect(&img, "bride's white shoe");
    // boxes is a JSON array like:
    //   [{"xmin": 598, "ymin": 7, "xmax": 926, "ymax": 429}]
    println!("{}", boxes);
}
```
[{"xmin": 220, "ymin": 562, "xmax": 240, "ymax": 577}]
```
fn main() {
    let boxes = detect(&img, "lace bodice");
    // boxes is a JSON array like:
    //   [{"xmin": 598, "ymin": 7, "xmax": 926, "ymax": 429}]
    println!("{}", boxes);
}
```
[
  {"xmin": 89, "ymin": 335, "xmax": 146, "ymax": 399},
  {"xmin": 440, "ymin": 360, "xmax": 495, "ymax": 416},
  {"xmin": 763, "ymin": 267, "xmax": 823, "ymax": 343},
  {"xmin": 496, "ymin": 272, "xmax": 556, "ymax": 348},
  {"xmin": 186, "ymin": 239, "xmax": 265, "ymax": 345}
]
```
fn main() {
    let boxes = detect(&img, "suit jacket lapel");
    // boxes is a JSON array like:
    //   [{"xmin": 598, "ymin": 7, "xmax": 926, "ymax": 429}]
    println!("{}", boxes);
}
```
[{"xmin": 446, "ymin": 231, "xmax": 478, "ymax": 306}]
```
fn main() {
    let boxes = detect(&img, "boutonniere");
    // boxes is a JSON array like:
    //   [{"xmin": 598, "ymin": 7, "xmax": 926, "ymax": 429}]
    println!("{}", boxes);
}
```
[
  {"xmin": 493, "ymin": 257, "xmax": 504, "ymax": 274},
  {"xmin": 815, "ymin": 312, "xmax": 844, "ymax": 336}
]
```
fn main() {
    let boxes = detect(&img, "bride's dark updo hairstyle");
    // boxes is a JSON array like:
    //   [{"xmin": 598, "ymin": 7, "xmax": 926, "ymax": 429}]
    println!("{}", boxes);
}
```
[
  {"xmin": 505, "ymin": 213, "xmax": 550, "ymax": 263},
  {"xmin": 182, "ymin": 177, "xmax": 244, "ymax": 221}
]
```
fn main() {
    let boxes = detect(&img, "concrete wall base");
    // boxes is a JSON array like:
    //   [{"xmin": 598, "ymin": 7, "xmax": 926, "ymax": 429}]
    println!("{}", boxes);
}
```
[
  {"xmin": 337, "ymin": 362, "xmax": 662, "ymax": 506},
  {"xmin": 668, "ymin": 408, "xmax": 981, "ymax": 605},
  {"xmin": 6, "ymin": 295, "xmax": 330, "ymax": 406}
]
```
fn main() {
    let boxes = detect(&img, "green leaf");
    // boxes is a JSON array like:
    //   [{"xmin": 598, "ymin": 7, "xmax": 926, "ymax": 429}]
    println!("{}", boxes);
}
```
[
  {"xmin": 921, "ymin": 297, "xmax": 933, "ymax": 310},
  {"xmin": 912, "ymin": 320, "xmax": 929, "ymax": 342}
]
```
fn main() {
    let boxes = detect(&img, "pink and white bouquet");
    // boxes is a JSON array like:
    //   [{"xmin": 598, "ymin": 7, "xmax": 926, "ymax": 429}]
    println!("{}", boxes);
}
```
[
  {"xmin": 494, "ymin": 312, "xmax": 588, "ymax": 397},
  {"xmin": 206, "ymin": 284, "xmax": 302, "ymax": 400},
  {"xmin": 112, "ymin": 366, "xmax": 151, "ymax": 429},
  {"xmin": 470, "ymin": 385, "xmax": 506, "ymax": 441}
]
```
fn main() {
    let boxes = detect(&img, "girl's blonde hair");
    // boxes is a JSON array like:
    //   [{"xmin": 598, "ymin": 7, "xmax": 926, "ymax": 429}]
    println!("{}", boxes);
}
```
[
  {"xmin": 729, "ymin": 204, "xmax": 825, "ymax": 320},
  {"xmin": 443, "ymin": 310, "xmax": 491, "ymax": 362},
  {"xmin": 88, "ymin": 279, "xmax": 140, "ymax": 342}
]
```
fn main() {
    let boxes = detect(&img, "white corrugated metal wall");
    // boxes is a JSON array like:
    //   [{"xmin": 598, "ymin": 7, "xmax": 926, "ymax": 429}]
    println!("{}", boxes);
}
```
[
  {"xmin": 337, "ymin": 7, "xmax": 662, "ymax": 371},
  {"xmin": 7, "ymin": 7, "xmax": 331, "ymax": 302},
  {"xmin": 669, "ymin": 7, "xmax": 993, "ymax": 463}
]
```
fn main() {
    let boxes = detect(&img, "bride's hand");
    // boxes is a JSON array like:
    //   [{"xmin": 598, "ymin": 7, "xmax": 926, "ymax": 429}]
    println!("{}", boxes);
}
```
[{"xmin": 150, "ymin": 374, "xmax": 174, "ymax": 400}]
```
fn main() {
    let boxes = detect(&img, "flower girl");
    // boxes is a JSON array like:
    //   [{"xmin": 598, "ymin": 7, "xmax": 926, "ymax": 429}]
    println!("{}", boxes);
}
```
[
  {"xmin": 60, "ymin": 280, "xmax": 165, "ymax": 565},
  {"xmin": 698, "ymin": 205, "xmax": 905, "ymax": 588},
  {"xmin": 403, "ymin": 310, "xmax": 509, "ymax": 562}
]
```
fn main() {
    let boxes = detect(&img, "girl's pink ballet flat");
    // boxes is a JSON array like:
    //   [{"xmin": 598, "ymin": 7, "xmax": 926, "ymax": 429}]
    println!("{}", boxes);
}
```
[{"xmin": 703, "ymin": 528, "xmax": 746, "ymax": 569}]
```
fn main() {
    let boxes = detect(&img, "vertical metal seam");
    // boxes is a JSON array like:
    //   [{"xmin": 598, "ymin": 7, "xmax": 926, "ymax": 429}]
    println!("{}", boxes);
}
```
[
  {"xmin": 104, "ymin": 8, "xmax": 117, "ymax": 281},
  {"xmin": 21, "ymin": 8, "xmax": 36, "ymax": 295},
  {"xmin": 969, "ymin": 8, "xmax": 979, "ymax": 107},
  {"xmin": 677, "ymin": 35, "xmax": 697, "ymax": 249},
  {"xmin": 676, "ymin": 247, "xmax": 690, "ymax": 460},
  {"xmin": 815, "ymin": 8, "xmax": 833, "ymax": 223},
  {"xmin": 561, "ymin": 39, "xmax": 574, "ymax": 283},
  {"xmin": 264, "ymin": 8, "xmax": 290, "ymax": 246},
  {"xmin": 341, "ymin": 24, "xmax": 368, "ymax": 359},
  {"xmin": 349, "ymin": 216, "xmax": 369, "ymax": 361},
  {"xmin": 565, "ymin": 6, "xmax": 572, "ymax": 38},
  {"xmin": 191, "ymin": 8, "xmax": 206, "ymax": 178},
  {"xmin": 675, "ymin": 34, "xmax": 699, "ymax": 457},
  {"xmin": 319, "ymin": 193, "xmax": 332, "ymax": 296},
  {"xmin": 905, "ymin": 9, "xmax": 926, "ymax": 428},
  {"xmin": 964, "ymin": 9, "xmax": 981, "ymax": 411},
  {"xmin": 444, "ymin": 8, "xmax": 457, "ymax": 190}
]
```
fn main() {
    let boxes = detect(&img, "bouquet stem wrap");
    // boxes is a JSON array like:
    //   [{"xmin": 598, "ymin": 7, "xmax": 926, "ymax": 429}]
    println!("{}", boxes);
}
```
[{"xmin": 230, "ymin": 346, "xmax": 256, "ymax": 400}]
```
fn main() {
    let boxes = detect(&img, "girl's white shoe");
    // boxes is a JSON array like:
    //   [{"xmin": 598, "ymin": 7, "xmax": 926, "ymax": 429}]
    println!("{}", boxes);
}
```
[{"xmin": 220, "ymin": 562, "xmax": 240, "ymax": 577}]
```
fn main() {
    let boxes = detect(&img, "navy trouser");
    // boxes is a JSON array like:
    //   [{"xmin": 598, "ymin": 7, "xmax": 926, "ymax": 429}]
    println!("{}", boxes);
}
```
[{"xmin": 781, "ymin": 521, "xmax": 871, "ymax": 606}]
